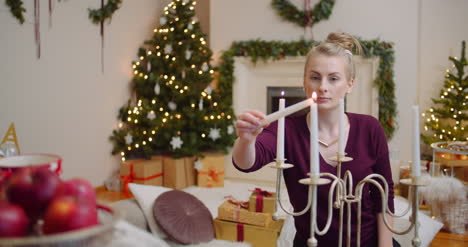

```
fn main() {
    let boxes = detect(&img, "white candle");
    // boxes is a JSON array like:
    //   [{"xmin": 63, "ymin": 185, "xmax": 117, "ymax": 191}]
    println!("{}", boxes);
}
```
[
  {"xmin": 276, "ymin": 98, "xmax": 285, "ymax": 162},
  {"xmin": 412, "ymin": 105, "xmax": 421, "ymax": 177},
  {"xmin": 338, "ymin": 99, "xmax": 345, "ymax": 156},
  {"xmin": 310, "ymin": 93, "xmax": 319, "ymax": 176},
  {"xmin": 261, "ymin": 98, "xmax": 313, "ymax": 126}
]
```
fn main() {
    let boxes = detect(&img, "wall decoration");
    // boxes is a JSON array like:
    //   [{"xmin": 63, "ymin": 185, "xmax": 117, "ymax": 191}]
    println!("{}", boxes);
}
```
[
  {"xmin": 218, "ymin": 39, "xmax": 397, "ymax": 139},
  {"xmin": 271, "ymin": 0, "xmax": 334, "ymax": 27}
]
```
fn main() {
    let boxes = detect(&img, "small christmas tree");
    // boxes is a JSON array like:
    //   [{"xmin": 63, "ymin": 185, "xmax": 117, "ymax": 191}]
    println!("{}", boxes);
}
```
[
  {"xmin": 110, "ymin": 0, "xmax": 236, "ymax": 160},
  {"xmin": 422, "ymin": 41, "xmax": 467, "ymax": 144}
]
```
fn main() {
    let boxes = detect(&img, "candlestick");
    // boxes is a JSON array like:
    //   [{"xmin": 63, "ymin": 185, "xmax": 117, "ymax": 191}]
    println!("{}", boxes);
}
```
[
  {"xmin": 338, "ymin": 99, "xmax": 345, "ymax": 156},
  {"xmin": 412, "ymin": 105, "xmax": 421, "ymax": 177},
  {"xmin": 261, "ymin": 98, "xmax": 313, "ymax": 126},
  {"xmin": 310, "ymin": 93, "xmax": 319, "ymax": 176},
  {"xmin": 277, "ymin": 98, "xmax": 285, "ymax": 162}
]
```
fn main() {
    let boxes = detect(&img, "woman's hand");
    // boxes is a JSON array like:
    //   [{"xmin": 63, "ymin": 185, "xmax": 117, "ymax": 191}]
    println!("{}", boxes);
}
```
[{"xmin": 235, "ymin": 110, "xmax": 268, "ymax": 143}]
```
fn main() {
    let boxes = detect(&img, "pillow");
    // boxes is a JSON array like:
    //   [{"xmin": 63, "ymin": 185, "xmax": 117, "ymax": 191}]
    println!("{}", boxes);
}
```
[
  {"xmin": 128, "ymin": 183, "xmax": 171, "ymax": 239},
  {"xmin": 393, "ymin": 196, "xmax": 444, "ymax": 247},
  {"xmin": 153, "ymin": 190, "xmax": 214, "ymax": 244}
]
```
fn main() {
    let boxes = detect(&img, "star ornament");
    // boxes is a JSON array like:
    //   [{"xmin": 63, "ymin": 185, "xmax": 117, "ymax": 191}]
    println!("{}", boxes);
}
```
[
  {"xmin": 227, "ymin": 125, "xmax": 234, "ymax": 135},
  {"xmin": 209, "ymin": 128, "xmax": 221, "ymax": 141},
  {"xmin": 160, "ymin": 17, "xmax": 167, "ymax": 25},
  {"xmin": 170, "ymin": 136, "xmax": 183, "ymax": 150},
  {"xmin": 124, "ymin": 133, "xmax": 133, "ymax": 145},
  {"xmin": 194, "ymin": 160, "xmax": 203, "ymax": 171},
  {"xmin": 164, "ymin": 44, "xmax": 173, "ymax": 54}
]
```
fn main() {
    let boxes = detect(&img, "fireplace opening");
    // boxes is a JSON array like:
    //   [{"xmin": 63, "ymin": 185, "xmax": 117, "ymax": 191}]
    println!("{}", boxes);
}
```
[{"xmin": 267, "ymin": 87, "xmax": 308, "ymax": 116}]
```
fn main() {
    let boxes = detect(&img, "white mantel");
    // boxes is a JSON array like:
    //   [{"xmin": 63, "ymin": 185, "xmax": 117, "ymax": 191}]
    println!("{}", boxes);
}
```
[{"xmin": 225, "ymin": 56, "xmax": 380, "ymax": 184}]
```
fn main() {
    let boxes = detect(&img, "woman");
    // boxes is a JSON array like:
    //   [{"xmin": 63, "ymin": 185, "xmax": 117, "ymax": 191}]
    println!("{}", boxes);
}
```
[{"xmin": 232, "ymin": 32, "xmax": 396, "ymax": 247}]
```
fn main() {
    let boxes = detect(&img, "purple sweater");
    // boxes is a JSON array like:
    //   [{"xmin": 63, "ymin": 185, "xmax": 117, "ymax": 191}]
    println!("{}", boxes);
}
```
[{"xmin": 234, "ymin": 113, "xmax": 394, "ymax": 247}]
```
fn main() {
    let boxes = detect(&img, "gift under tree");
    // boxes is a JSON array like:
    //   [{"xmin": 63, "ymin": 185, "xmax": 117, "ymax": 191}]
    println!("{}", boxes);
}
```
[{"xmin": 110, "ymin": 0, "xmax": 236, "ymax": 161}]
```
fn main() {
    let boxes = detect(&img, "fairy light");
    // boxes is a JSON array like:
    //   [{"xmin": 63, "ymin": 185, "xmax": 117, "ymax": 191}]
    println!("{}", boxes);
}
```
[
  {"xmin": 172, "ymin": 57, "xmax": 176, "ymax": 61},
  {"xmin": 152, "ymin": 99, "xmax": 156, "ymax": 104},
  {"xmin": 134, "ymin": 119, "xmax": 138, "ymax": 124},
  {"xmin": 152, "ymin": 130, "xmax": 156, "ymax": 134},
  {"xmin": 210, "ymin": 115, "xmax": 214, "ymax": 120},
  {"xmin": 149, "ymin": 137, "xmax": 153, "ymax": 141},
  {"xmin": 140, "ymin": 56, "xmax": 144, "ymax": 60},
  {"xmin": 210, "ymin": 70, "xmax": 214, "ymax": 74},
  {"xmin": 227, "ymin": 115, "xmax": 232, "ymax": 119},
  {"xmin": 180, "ymin": 89, "xmax": 184, "ymax": 93},
  {"xmin": 127, "ymin": 146, "xmax": 132, "ymax": 151},
  {"xmin": 118, "ymin": 122, "xmax": 123, "ymax": 128},
  {"xmin": 162, "ymin": 118, "xmax": 167, "ymax": 123},
  {"xmin": 122, "ymin": 157, "xmax": 125, "ymax": 161},
  {"xmin": 165, "ymin": 112, "xmax": 169, "ymax": 116},
  {"xmin": 191, "ymin": 103, "xmax": 195, "ymax": 108},
  {"xmin": 127, "ymin": 117, "xmax": 132, "ymax": 122},
  {"xmin": 201, "ymin": 133, "xmax": 206, "ymax": 138},
  {"xmin": 134, "ymin": 71, "xmax": 138, "ymax": 75},
  {"xmin": 143, "ymin": 141, "xmax": 147, "ymax": 145},
  {"xmin": 198, "ymin": 71, "xmax": 203, "ymax": 74},
  {"xmin": 159, "ymin": 107, "xmax": 164, "ymax": 111},
  {"xmin": 144, "ymin": 75, "xmax": 148, "ymax": 79},
  {"xmin": 191, "ymin": 34, "xmax": 196, "ymax": 38},
  {"xmin": 191, "ymin": 65, "xmax": 196, "ymax": 68},
  {"xmin": 133, "ymin": 65, "xmax": 137, "ymax": 69}
]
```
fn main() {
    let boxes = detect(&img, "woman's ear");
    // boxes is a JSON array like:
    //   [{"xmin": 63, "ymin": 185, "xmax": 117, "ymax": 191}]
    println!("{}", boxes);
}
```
[{"xmin": 347, "ymin": 79, "xmax": 355, "ymax": 94}]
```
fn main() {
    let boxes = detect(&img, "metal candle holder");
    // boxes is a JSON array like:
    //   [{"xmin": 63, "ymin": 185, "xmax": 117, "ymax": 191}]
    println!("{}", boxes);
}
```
[{"xmin": 268, "ymin": 153, "xmax": 429, "ymax": 247}]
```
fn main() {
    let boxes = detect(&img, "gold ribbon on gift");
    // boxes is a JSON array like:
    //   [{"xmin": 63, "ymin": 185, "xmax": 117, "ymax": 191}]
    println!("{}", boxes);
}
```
[{"xmin": 120, "ymin": 161, "xmax": 164, "ymax": 197}]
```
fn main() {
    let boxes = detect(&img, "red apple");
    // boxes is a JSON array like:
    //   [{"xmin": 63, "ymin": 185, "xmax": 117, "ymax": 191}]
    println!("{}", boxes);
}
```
[
  {"xmin": 54, "ymin": 178, "xmax": 96, "ymax": 205},
  {"xmin": 5, "ymin": 167, "xmax": 62, "ymax": 220},
  {"xmin": 42, "ymin": 196, "xmax": 98, "ymax": 234},
  {"xmin": 0, "ymin": 200, "xmax": 30, "ymax": 237}
]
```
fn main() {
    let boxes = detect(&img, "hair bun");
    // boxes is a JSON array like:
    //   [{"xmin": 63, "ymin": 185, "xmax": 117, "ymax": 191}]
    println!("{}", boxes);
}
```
[{"xmin": 325, "ymin": 32, "xmax": 355, "ymax": 52}]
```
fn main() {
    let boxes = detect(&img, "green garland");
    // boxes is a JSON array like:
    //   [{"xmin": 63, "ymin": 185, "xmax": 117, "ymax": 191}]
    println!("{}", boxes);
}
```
[
  {"xmin": 88, "ymin": 0, "xmax": 122, "ymax": 24},
  {"xmin": 271, "ymin": 0, "xmax": 335, "ymax": 27},
  {"xmin": 5, "ymin": 0, "xmax": 26, "ymax": 24},
  {"xmin": 218, "ymin": 39, "xmax": 397, "ymax": 140}
]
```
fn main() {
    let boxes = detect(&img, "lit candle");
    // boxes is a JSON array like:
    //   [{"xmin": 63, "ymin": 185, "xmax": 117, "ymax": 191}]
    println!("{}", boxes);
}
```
[
  {"xmin": 261, "ymin": 98, "xmax": 313, "ymax": 126},
  {"xmin": 310, "ymin": 92, "xmax": 319, "ymax": 176},
  {"xmin": 338, "ymin": 99, "xmax": 345, "ymax": 156},
  {"xmin": 412, "ymin": 105, "xmax": 421, "ymax": 177},
  {"xmin": 276, "ymin": 96, "xmax": 285, "ymax": 162}
]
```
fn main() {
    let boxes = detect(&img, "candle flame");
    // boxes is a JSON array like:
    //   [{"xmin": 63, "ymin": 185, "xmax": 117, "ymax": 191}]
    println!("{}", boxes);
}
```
[
  {"xmin": 312, "ymin": 92, "xmax": 317, "ymax": 101},
  {"xmin": 281, "ymin": 91, "xmax": 285, "ymax": 96}
]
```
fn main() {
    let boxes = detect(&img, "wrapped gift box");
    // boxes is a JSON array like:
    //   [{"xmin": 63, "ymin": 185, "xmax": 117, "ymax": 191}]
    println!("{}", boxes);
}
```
[
  {"xmin": 163, "ymin": 156, "xmax": 196, "ymax": 190},
  {"xmin": 196, "ymin": 152, "xmax": 225, "ymax": 187},
  {"xmin": 214, "ymin": 218, "xmax": 284, "ymax": 247},
  {"xmin": 248, "ymin": 188, "xmax": 276, "ymax": 214},
  {"xmin": 120, "ymin": 158, "xmax": 164, "ymax": 195},
  {"xmin": 218, "ymin": 200, "xmax": 272, "ymax": 227}
]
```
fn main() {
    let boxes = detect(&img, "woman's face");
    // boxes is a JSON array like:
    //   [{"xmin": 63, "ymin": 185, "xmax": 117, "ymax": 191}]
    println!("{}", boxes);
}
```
[{"xmin": 303, "ymin": 54, "xmax": 354, "ymax": 111}]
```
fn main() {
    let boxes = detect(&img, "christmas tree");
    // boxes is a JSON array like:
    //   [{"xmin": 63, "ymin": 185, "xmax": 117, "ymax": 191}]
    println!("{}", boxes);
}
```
[
  {"xmin": 110, "ymin": 0, "xmax": 236, "ymax": 160},
  {"xmin": 422, "ymin": 41, "xmax": 467, "ymax": 144}
]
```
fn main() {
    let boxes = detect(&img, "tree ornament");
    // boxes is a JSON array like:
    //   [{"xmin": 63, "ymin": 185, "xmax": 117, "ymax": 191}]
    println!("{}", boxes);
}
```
[
  {"xmin": 209, "ymin": 128, "xmax": 221, "ymax": 141},
  {"xmin": 170, "ymin": 136, "xmax": 183, "ymax": 150},
  {"xmin": 168, "ymin": 101, "xmax": 177, "ymax": 111},
  {"xmin": 185, "ymin": 50, "xmax": 192, "ymax": 60},
  {"xmin": 181, "ymin": 70, "xmax": 186, "ymax": 79},
  {"xmin": 183, "ymin": 0, "xmax": 190, "ymax": 4},
  {"xmin": 1, "ymin": 123, "xmax": 20, "ymax": 155},
  {"xmin": 194, "ymin": 159, "xmax": 203, "ymax": 171},
  {"xmin": 160, "ymin": 17, "xmax": 167, "ymax": 25},
  {"xmin": 187, "ymin": 23, "xmax": 193, "ymax": 30},
  {"xmin": 201, "ymin": 63, "xmax": 209, "ymax": 72},
  {"xmin": 198, "ymin": 98, "xmax": 203, "ymax": 110},
  {"xmin": 164, "ymin": 44, "xmax": 173, "ymax": 54},
  {"xmin": 124, "ymin": 133, "xmax": 133, "ymax": 145},
  {"xmin": 147, "ymin": 111, "xmax": 156, "ymax": 120},
  {"xmin": 147, "ymin": 61, "xmax": 151, "ymax": 72},
  {"xmin": 154, "ymin": 81, "xmax": 161, "ymax": 95},
  {"xmin": 227, "ymin": 125, "xmax": 234, "ymax": 135},
  {"xmin": 205, "ymin": 85, "xmax": 213, "ymax": 95}
]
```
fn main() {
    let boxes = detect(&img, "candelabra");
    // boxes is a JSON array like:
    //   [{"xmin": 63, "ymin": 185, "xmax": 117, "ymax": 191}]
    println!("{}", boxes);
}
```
[{"xmin": 268, "ymin": 153, "xmax": 429, "ymax": 247}]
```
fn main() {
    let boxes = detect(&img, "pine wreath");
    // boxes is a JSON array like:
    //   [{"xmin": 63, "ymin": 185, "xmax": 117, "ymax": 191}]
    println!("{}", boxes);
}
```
[
  {"xmin": 88, "ymin": 0, "xmax": 122, "ymax": 24},
  {"xmin": 271, "ymin": 0, "xmax": 335, "ymax": 27},
  {"xmin": 5, "ymin": 0, "xmax": 26, "ymax": 24}
]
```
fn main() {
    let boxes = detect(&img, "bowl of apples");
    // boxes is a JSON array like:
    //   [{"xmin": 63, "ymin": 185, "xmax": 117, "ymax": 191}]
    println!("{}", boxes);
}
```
[{"xmin": 0, "ymin": 155, "xmax": 122, "ymax": 247}]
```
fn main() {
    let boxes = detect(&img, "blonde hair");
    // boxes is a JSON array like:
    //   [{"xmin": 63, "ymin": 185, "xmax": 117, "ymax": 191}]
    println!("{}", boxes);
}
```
[{"xmin": 305, "ymin": 32, "xmax": 363, "ymax": 80}]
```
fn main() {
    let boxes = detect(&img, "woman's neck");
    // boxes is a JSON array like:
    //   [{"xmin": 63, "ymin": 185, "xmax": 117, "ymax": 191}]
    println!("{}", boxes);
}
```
[{"xmin": 306, "ymin": 108, "xmax": 343, "ymax": 138}]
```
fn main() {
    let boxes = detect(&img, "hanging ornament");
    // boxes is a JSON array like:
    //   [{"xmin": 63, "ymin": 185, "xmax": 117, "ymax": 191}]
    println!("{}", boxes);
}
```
[
  {"xmin": 168, "ymin": 101, "xmax": 177, "ymax": 111},
  {"xmin": 181, "ymin": 70, "xmax": 186, "ymax": 79},
  {"xmin": 170, "ymin": 136, "xmax": 183, "ymax": 150},
  {"xmin": 183, "ymin": 0, "xmax": 190, "ymax": 4},
  {"xmin": 164, "ymin": 44, "xmax": 173, "ymax": 54},
  {"xmin": 147, "ymin": 61, "xmax": 151, "ymax": 72},
  {"xmin": 198, "ymin": 98, "xmax": 203, "ymax": 110},
  {"xmin": 201, "ymin": 63, "xmax": 209, "ymax": 72},
  {"xmin": 194, "ymin": 159, "xmax": 203, "ymax": 171},
  {"xmin": 187, "ymin": 23, "xmax": 193, "ymax": 30},
  {"xmin": 147, "ymin": 111, "xmax": 156, "ymax": 120},
  {"xmin": 124, "ymin": 133, "xmax": 133, "ymax": 145},
  {"xmin": 1, "ymin": 123, "xmax": 21, "ymax": 154},
  {"xmin": 154, "ymin": 82, "xmax": 161, "ymax": 95},
  {"xmin": 185, "ymin": 50, "xmax": 192, "ymax": 60},
  {"xmin": 209, "ymin": 128, "xmax": 221, "ymax": 141},
  {"xmin": 205, "ymin": 85, "xmax": 212, "ymax": 95},
  {"xmin": 0, "ymin": 142, "xmax": 19, "ymax": 157},
  {"xmin": 160, "ymin": 17, "xmax": 167, "ymax": 25},
  {"xmin": 227, "ymin": 125, "xmax": 234, "ymax": 135}
]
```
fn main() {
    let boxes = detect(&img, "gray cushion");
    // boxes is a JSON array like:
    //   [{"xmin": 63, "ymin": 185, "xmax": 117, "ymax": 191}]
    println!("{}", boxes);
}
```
[{"xmin": 111, "ymin": 198, "xmax": 149, "ymax": 231}]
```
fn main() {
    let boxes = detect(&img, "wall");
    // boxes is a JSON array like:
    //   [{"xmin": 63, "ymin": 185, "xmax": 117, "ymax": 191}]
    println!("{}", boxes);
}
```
[
  {"xmin": 0, "ymin": 0, "xmax": 170, "ymax": 186},
  {"xmin": 210, "ymin": 0, "xmax": 468, "ymax": 181}
]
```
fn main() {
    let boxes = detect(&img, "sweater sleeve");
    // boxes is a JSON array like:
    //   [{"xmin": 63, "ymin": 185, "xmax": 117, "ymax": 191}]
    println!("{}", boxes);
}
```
[
  {"xmin": 369, "ymin": 118, "xmax": 395, "ymax": 213},
  {"xmin": 233, "ymin": 122, "xmax": 278, "ymax": 173}
]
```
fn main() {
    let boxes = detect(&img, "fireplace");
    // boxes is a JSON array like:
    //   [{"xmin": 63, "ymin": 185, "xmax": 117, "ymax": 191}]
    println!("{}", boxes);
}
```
[{"xmin": 267, "ymin": 86, "xmax": 308, "ymax": 116}]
